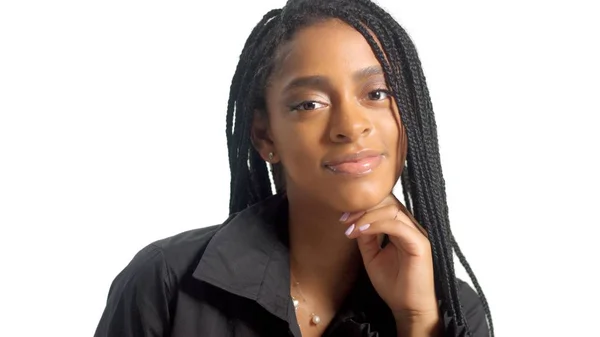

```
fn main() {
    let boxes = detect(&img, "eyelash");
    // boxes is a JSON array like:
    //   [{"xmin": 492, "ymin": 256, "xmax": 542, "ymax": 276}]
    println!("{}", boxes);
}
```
[
  {"xmin": 368, "ymin": 89, "xmax": 392, "ymax": 101},
  {"xmin": 289, "ymin": 101, "xmax": 327, "ymax": 112},
  {"xmin": 289, "ymin": 89, "xmax": 392, "ymax": 112}
]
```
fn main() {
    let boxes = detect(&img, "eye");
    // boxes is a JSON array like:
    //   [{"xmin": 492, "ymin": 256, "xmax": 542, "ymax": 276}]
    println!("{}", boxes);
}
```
[
  {"xmin": 290, "ymin": 101, "xmax": 327, "ymax": 111},
  {"xmin": 368, "ymin": 89, "xmax": 391, "ymax": 101}
]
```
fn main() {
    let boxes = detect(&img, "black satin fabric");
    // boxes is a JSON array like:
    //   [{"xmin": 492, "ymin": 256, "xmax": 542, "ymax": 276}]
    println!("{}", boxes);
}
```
[{"xmin": 94, "ymin": 194, "xmax": 489, "ymax": 337}]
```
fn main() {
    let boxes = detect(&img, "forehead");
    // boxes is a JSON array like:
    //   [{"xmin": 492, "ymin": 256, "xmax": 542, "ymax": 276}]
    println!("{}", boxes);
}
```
[{"xmin": 272, "ymin": 19, "xmax": 382, "ymax": 78}]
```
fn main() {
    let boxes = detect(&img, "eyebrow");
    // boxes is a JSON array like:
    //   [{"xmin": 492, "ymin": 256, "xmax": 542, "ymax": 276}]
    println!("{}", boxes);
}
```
[
  {"xmin": 352, "ymin": 65, "xmax": 384, "ymax": 81},
  {"xmin": 282, "ymin": 65, "xmax": 385, "ymax": 92},
  {"xmin": 282, "ymin": 75, "xmax": 329, "ymax": 92}
]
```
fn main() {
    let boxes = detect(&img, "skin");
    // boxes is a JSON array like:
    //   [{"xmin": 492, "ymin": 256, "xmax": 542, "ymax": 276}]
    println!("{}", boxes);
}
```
[{"xmin": 252, "ymin": 19, "xmax": 440, "ymax": 337}]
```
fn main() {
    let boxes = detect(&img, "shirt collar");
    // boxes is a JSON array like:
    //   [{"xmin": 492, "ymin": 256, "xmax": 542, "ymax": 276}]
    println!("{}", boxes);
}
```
[
  {"xmin": 192, "ymin": 193, "xmax": 391, "ymax": 336},
  {"xmin": 193, "ymin": 193, "xmax": 295, "ymax": 323}
]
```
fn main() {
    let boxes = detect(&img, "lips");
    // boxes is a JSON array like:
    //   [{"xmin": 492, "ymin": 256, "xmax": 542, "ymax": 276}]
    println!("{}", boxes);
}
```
[{"xmin": 323, "ymin": 150, "xmax": 384, "ymax": 176}]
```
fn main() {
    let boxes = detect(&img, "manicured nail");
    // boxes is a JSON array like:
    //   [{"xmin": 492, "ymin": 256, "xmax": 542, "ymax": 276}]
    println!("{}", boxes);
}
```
[
  {"xmin": 345, "ymin": 224, "xmax": 355, "ymax": 236},
  {"xmin": 359, "ymin": 224, "xmax": 371, "ymax": 232},
  {"xmin": 339, "ymin": 212, "xmax": 350, "ymax": 221}
]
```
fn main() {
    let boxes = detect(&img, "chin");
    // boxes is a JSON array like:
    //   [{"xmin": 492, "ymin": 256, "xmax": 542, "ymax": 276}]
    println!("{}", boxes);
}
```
[
  {"xmin": 326, "ymin": 182, "xmax": 393, "ymax": 212},
  {"xmin": 287, "ymin": 170, "xmax": 397, "ymax": 213}
]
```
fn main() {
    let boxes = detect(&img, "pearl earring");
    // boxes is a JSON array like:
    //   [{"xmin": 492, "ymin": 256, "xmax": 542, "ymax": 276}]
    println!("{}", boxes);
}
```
[{"xmin": 268, "ymin": 152, "xmax": 274, "ymax": 162}]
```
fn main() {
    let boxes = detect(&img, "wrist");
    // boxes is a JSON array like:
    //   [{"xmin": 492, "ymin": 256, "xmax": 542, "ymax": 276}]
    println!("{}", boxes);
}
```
[{"xmin": 394, "ymin": 311, "xmax": 441, "ymax": 337}]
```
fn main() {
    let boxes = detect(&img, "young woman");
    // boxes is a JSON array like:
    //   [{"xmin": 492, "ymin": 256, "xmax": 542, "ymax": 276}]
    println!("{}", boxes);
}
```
[{"xmin": 94, "ymin": 0, "xmax": 493, "ymax": 336}]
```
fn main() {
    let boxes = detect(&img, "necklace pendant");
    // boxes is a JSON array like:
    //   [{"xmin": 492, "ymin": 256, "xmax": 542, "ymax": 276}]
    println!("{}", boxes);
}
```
[
  {"xmin": 292, "ymin": 296, "xmax": 299, "ymax": 310},
  {"xmin": 310, "ymin": 313, "xmax": 321, "ymax": 325}
]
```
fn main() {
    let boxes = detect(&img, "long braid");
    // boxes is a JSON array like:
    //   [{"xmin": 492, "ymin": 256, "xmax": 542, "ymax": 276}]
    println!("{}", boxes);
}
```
[
  {"xmin": 353, "ymin": 1, "xmax": 493, "ymax": 330},
  {"xmin": 349, "ymin": 2, "xmax": 460, "ymax": 319},
  {"xmin": 364, "ymin": 3, "xmax": 494, "ymax": 329},
  {"xmin": 395, "ymin": 27, "xmax": 466, "ymax": 325},
  {"xmin": 400, "ymin": 168, "xmax": 412, "ymax": 213},
  {"xmin": 332, "ymin": 4, "xmax": 463, "ymax": 325},
  {"xmin": 224, "ymin": 0, "xmax": 493, "ymax": 335},
  {"xmin": 330, "ymin": 8, "xmax": 462, "ymax": 327},
  {"xmin": 227, "ymin": 9, "xmax": 281, "ymax": 168},
  {"xmin": 453, "ymin": 235, "xmax": 495, "ymax": 337},
  {"xmin": 226, "ymin": 10, "xmax": 282, "ymax": 212}
]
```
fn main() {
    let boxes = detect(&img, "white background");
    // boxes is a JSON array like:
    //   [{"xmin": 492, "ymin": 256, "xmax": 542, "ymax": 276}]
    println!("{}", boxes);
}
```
[{"xmin": 1, "ymin": 1, "xmax": 599, "ymax": 336}]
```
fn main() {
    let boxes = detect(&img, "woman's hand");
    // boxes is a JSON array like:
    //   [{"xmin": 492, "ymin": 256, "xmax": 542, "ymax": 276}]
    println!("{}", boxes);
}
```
[{"xmin": 342, "ymin": 194, "xmax": 440, "ymax": 336}]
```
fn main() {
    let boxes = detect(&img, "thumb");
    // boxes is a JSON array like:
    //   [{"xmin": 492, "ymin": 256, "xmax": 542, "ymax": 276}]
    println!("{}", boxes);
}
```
[{"xmin": 356, "ymin": 233, "xmax": 382, "ymax": 266}]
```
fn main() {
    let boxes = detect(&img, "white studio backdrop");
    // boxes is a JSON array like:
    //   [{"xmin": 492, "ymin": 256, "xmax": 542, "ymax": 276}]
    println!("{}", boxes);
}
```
[{"xmin": 1, "ymin": 1, "xmax": 599, "ymax": 336}]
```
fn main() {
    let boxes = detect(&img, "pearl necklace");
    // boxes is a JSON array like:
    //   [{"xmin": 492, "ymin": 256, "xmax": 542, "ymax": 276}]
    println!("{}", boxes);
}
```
[{"xmin": 291, "ymin": 279, "xmax": 322, "ymax": 326}]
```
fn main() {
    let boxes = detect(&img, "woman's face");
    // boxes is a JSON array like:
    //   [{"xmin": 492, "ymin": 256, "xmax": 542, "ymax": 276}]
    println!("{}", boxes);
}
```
[{"xmin": 257, "ymin": 19, "xmax": 407, "ymax": 212}]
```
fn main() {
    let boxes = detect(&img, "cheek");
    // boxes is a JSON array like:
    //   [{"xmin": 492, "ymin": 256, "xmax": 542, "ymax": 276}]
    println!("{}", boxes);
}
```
[
  {"xmin": 376, "ymin": 114, "xmax": 402, "ymax": 153},
  {"xmin": 376, "ymin": 114, "xmax": 406, "ymax": 177},
  {"xmin": 271, "ymin": 121, "xmax": 324, "ymax": 177}
]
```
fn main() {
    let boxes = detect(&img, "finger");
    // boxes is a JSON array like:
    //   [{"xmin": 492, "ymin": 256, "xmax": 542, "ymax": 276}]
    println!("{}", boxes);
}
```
[
  {"xmin": 341, "ymin": 204, "xmax": 402, "ymax": 238},
  {"xmin": 338, "ymin": 193, "xmax": 398, "ymax": 225},
  {"xmin": 355, "ymin": 232, "xmax": 381, "ymax": 266},
  {"xmin": 348, "ymin": 204, "xmax": 398, "ymax": 227},
  {"xmin": 352, "ymin": 219, "xmax": 430, "ymax": 257},
  {"xmin": 346, "ymin": 203, "xmax": 427, "ymax": 239},
  {"xmin": 339, "ymin": 211, "xmax": 366, "ymax": 225},
  {"xmin": 396, "ymin": 203, "xmax": 428, "ymax": 238}
]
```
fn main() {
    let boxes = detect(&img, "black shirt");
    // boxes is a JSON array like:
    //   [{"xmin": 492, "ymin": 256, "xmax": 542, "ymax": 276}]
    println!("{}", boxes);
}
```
[{"xmin": 94, "ymin": 194, "xmax": 490, "ymax": 337}]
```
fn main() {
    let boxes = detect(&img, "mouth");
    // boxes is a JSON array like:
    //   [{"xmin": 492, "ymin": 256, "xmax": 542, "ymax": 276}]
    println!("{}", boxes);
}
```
[{"xmin": 323, "ymin": 150, "xmax": 384, "ymax": 176}]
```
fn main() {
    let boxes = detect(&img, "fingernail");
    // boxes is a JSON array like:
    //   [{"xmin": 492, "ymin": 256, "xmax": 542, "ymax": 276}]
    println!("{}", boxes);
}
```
[
  {"xmin": 359, "ymin": 224, "xmax": 371, "ymax": 232},
  {"xmin": 345, "ymin": 224, "xmax": 355, "ymax": 236},
  {"xmin": 339, "ymin": 212, "xmax": 350, "ymax": 221}
]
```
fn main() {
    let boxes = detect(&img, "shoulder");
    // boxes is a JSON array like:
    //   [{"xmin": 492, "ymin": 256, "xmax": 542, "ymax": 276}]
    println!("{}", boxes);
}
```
[
  {"xmin": 150, "ymin": 225, "xmax": 222, "ymax": 277},
  {"xmin": 95, "ymin": 224, "xmax": 225, "ymax": 336},
  {"xmin": 106, "ymin": 224, "xmax": 223, "ymax": 296},
  {"xmin": 132, "ymin": 216, "xmax": 243, "ymax": 286},
  {"xmin": 108, "ymin": 207, "xmax": 251, "ymax": 295},
  {"xmin": 455, "ymin": 279, "xmax": 490, "ymax": 336}
]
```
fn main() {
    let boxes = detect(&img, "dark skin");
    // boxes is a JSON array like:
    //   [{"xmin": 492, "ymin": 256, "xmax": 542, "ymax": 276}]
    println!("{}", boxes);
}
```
[{"xmin": 252, "ymin": 19, "xmax": 439, "ymax": 337}]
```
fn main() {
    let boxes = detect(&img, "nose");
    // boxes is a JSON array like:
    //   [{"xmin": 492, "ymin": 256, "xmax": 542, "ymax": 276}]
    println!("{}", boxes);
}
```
[{"xmin": 329, "ymin": 101, "xmax": 373, "ymax": 143}]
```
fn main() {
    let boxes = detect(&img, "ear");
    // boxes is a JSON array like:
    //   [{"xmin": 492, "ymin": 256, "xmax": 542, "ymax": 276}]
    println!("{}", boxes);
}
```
[{"xmin": 251, "ymin": 110, "xmax": 279, "ymax": 163}]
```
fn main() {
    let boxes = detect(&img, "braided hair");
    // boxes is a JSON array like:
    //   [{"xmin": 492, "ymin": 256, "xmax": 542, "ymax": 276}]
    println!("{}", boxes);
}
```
[{"xmin": 225, "ymin": 0, "xmax": 494, "ymax": 335}]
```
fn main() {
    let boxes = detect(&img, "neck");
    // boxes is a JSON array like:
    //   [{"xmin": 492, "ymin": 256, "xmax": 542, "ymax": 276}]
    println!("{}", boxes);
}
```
[{"xmin": 286, "ymin": 190, "xmax": 362, "ymax": 303}]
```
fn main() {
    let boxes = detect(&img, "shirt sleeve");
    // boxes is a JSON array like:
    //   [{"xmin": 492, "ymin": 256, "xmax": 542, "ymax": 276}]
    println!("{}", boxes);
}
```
[
  {"xmin": 440, "ymin": 280, "xmax": 491, "ymax": 337},
  {"xmin": 94, "ymin": 244, "xmax": 174, "ymax": 337}
]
